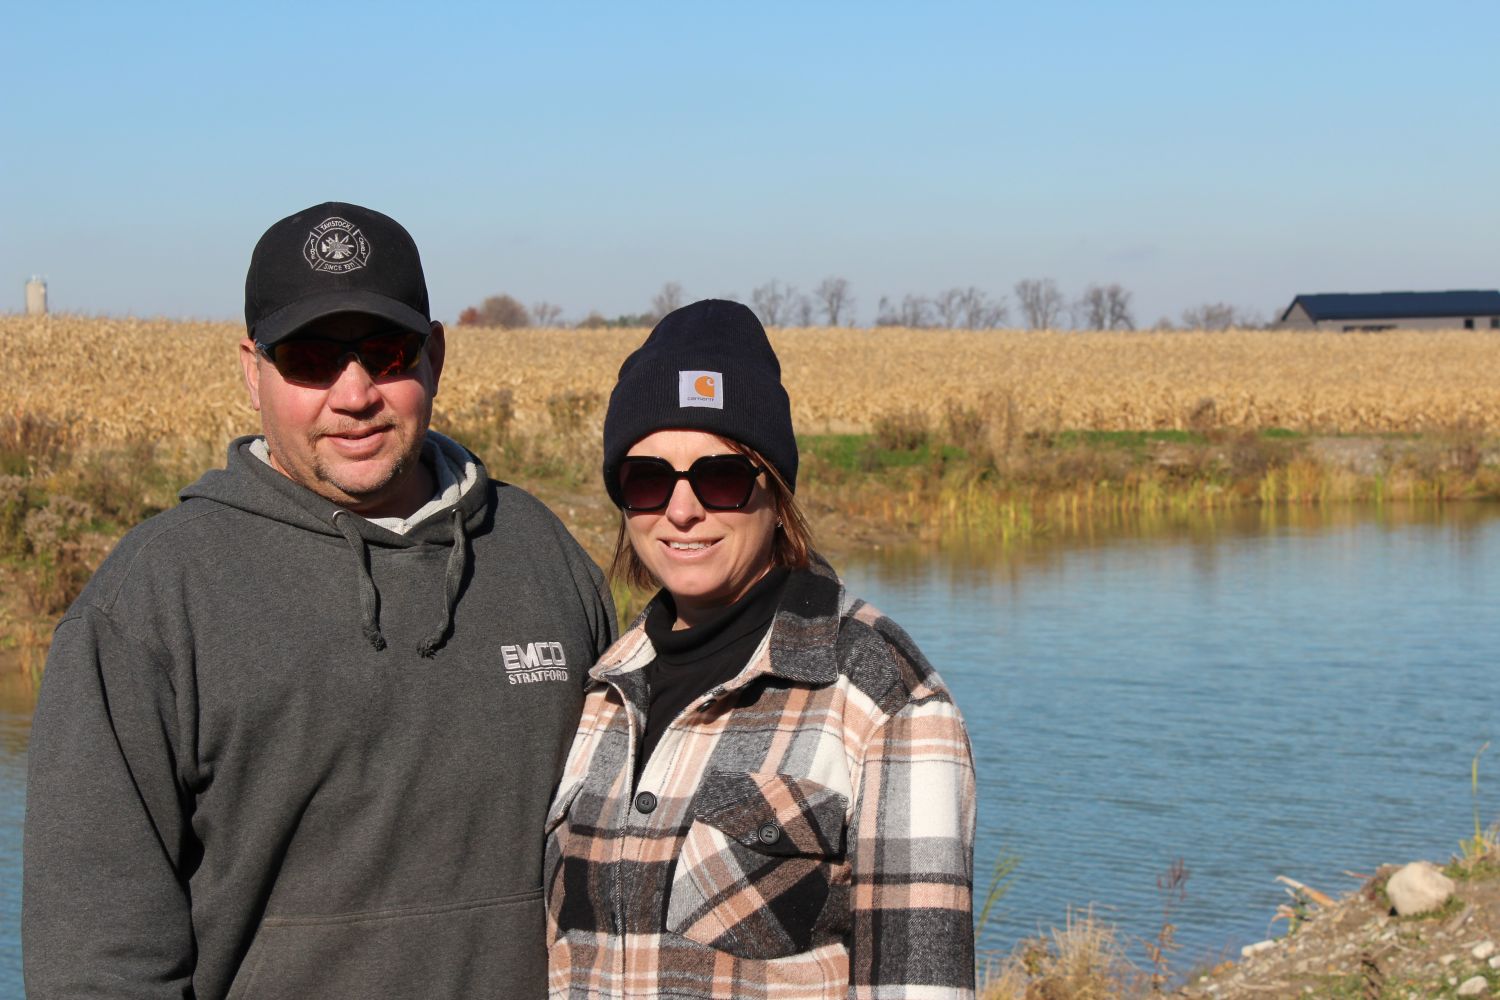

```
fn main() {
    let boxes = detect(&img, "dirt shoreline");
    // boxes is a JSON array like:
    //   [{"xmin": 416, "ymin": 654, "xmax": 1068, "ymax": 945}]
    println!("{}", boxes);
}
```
[{"xmin": 1179, "ymin": 865, "xmax": 1500, "ymax": 999}]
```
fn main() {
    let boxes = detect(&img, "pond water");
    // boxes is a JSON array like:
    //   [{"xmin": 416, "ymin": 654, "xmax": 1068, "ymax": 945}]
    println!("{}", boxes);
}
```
[
  {"xmin": 1, "ymin": 502, "xmax": 1496, "ymax": 991},
  {"xmin": 0, "ymin": 669, "xmax": 33, "ymax": 997},
  {"xmin": 839, "ymin": 501, "xmax": 1500, "ymax": 970}
]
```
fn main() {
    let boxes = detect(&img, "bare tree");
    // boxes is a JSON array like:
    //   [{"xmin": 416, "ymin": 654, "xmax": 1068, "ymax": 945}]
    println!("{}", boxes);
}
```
[
  {"xmin": 650, "ymin": 281, "xmax": 685, "ymax": 322},
  {"xmin": 1074, "ymin": 286, "xmax": 1108, "ymax": 329},
  {"xmin": 1075, "ymin": 283, "xmax": 1134, "ymax": 330},
  {"xmin": 1105, "ymin": 284, "xmax": 1134, "ymax": 330},
  {"xmin": 933, "ymin": 288, "xmax": 965, "ymax": 329},
  {"xmin": 954, "ymin": 287, "xmax": 1009, "ymax": 329},
  {"xmin": 781, "ymin": 285, "xmax": 804, "ymax": 324},
  {"xmin": 903, "ymin": 295, "xmax": 933, "ymax": 327},
  {"xmin": 792, "ymin": 292, "xmax": 815, "ymax": 326},
  {"xmin": 814, "ymin": 276, "xmax": 853, "ymax": 326},
  {"xmin": 751, "ymin": 280, "xmax": 793, "ymax": 326},
  {"xmin": 478, "ymin": 294, "xmax": 531, "ymax": 329},
  {"xmin": 930, "ymin": 287, "xmax": 1008, "ymax": 329},
  {"xmin": 531, "ymin": 301, "xmax": 564, "ymax": 327},
  {"xmin": 1014, "ymin": 278, "xmax": 1065, "ymax": 330},
  {"xmin": 1181, "ymin": 302, "xmax": 1262, "ymax": 330},
  {"xmin": 876, "ymin": 294, "xmax": 933, "ymax": 328}
]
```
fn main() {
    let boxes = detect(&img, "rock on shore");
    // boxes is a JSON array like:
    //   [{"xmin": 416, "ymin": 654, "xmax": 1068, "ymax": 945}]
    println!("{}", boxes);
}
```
[{"xmin": 1182, "ymin": 860, "xmax": 1499, "ymax": 999}]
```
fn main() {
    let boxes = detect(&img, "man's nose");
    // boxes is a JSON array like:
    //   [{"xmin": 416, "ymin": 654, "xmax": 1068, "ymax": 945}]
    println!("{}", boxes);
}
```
[{"xmin": 326, "ymin": 356, "xmax": 380, "ymax": 410}]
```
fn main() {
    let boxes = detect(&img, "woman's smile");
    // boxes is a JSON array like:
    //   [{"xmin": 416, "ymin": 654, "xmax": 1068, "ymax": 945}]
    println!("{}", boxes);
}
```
[{"xmin": 625, "ymin": 429, "xmax": 777, "ymax": 628}]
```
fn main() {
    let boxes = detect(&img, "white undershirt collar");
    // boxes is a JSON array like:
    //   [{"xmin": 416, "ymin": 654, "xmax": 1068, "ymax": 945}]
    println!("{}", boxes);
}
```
[{"xmin": 249, "ymin": 434, "xmax": 477, "ymax": 535}]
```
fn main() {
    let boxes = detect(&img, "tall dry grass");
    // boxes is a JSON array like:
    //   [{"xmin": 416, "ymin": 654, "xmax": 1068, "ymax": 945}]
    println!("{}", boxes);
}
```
[
  {"xmin": 979, "ymin": 906, "xmax": 1142, "ymax": 1000},
  {"xmin": 6, "ymin": 317, "xmax": 1500, "ymax": 449}
]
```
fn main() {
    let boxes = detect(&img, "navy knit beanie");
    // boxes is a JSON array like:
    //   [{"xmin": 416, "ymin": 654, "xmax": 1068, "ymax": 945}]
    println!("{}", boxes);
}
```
[{"xmin": 602, "ymin": 299, "xmax": 797, "ymax": 508}]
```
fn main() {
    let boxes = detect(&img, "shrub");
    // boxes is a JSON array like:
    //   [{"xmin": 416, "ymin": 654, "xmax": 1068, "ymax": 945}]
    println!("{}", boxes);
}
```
[
  {"xmin": 0, "ymin": 413, "xmax": 68, "ymax": 474},
  {"xmin": 872, "ymin": 408, "xmax": 932, "ymax": 452},
  {"xmin": 0, "ymin": 474, "xmax": 30, "ymax": 557},
  {"xmin": 22, "ymin": 495, "xmax": 105, "ymax": 616},
  {"xmin": 545, "ymin": 390, "xmax": 604, "ymax": 437}
]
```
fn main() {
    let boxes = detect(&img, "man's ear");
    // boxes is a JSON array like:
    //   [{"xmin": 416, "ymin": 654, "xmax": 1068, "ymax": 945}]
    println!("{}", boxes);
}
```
[
  {"xmin": 239, "ymin": 338, "xmax": 263, "ymax": 412},
  {"xmin": 425, "ymin": 321, "xmax": 446, "ymax": 394}
]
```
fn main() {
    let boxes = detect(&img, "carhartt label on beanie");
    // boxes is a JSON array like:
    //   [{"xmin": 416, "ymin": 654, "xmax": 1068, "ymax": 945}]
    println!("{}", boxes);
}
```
[
  {"xmin": 678, "ymin": 371, "xmax": 723, "ymax": 409},
  {"xmin": 603, "ymin": 299, "xmax": 797, "ymax": 508}
]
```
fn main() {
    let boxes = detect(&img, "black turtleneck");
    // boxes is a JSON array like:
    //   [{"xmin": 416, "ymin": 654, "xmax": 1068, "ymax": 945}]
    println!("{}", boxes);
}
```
[{"xmin": 636, "ymin": 567, "xmax": 791, "ymax": 780}]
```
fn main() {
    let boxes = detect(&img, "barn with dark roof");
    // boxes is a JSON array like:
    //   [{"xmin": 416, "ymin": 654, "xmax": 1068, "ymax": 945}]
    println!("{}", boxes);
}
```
[{"xmin": 1277, "ymin": 291, "xmax": 1500, "ymax": 331}]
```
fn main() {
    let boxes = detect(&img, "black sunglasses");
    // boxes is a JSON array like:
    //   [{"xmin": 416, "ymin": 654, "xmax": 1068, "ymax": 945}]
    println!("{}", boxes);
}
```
[
  {"xmin": 617, "ymin": 454, "xmax": 765, "ymax": 512},
  {"xmin": 256, "ymin": 329, "xmax": 429, "ymax": 387}
]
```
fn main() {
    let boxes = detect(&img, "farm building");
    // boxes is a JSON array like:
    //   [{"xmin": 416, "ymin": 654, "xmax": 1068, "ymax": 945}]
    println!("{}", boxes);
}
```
[{"xmin": 1277, "ymin": 290, "xmax": 1500, "ymax": 331}]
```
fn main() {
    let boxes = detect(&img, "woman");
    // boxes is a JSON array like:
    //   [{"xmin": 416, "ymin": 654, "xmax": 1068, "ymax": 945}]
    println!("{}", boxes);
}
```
[{"xmin": 545, "ymin": 299, "xmax": 976, "ymax": 998}]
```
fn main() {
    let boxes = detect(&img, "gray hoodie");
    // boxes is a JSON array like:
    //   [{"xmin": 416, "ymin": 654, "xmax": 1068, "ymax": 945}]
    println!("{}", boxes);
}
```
[{"xmin": 23, "ymin": 435, "xmax": 616, "ymax": 999}]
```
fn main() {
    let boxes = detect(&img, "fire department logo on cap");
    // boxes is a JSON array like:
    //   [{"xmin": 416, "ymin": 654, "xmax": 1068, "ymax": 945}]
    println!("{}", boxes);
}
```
[{"xmin": 303, "ymin": 217, "xmax": 370, "ymax": 273}]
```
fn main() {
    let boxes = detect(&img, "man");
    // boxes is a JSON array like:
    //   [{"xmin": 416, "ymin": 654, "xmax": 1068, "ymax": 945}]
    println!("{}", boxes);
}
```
[{"xmin": 23, "ymin": 202, "xmax": 616, "ymax": 998}]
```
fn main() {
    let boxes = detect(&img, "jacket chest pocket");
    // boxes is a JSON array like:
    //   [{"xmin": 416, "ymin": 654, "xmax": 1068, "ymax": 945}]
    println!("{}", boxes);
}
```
[{"xmin": 665, "ymin": 771, "xmax": 849, "ymax": 960}]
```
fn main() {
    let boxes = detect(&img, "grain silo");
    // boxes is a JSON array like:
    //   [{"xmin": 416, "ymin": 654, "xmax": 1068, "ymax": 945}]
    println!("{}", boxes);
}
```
[{"xmin": 25, "ymin": 277, "xmax": 48, "ymax": 316}]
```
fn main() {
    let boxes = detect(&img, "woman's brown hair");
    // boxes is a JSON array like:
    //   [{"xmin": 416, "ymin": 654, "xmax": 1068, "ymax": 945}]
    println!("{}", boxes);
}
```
[{"xmin": 608, "ymin": 440, "xmax": 813, "ymax": 591}]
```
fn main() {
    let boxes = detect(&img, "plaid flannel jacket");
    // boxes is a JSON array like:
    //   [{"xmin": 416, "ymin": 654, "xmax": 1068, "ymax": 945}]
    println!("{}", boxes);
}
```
[{"xmin": 545, "ymin": 558, "xmax": 976, "ymax": 998}]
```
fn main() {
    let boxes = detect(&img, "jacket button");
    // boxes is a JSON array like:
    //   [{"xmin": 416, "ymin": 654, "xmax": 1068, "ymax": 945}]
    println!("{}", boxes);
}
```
[
  {"xmin": 634, "ymin": 791, "xmax": 658, "ymax": 814},
  {"xmin": 757, "ymin": 821, "xmax": 782, "ymax": 846}
]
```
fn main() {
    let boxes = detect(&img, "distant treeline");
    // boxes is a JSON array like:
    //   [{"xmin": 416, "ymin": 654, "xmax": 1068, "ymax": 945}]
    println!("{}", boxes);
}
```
[{"xmin": 455, "ymin": 279, "xmax": 1265, "ymax": 332}]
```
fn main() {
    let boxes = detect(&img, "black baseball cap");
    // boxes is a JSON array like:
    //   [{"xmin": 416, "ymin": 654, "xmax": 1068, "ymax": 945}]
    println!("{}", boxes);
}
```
[{"xmin": 244, "ymin": 201, "xmax": 432, "ymax": 347}]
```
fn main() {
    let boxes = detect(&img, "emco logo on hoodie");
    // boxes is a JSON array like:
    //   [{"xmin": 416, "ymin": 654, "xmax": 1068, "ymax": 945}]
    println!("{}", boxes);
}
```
[{"xmin": 501, "ymin": 642, "xmax": 568, "ymax": 684}]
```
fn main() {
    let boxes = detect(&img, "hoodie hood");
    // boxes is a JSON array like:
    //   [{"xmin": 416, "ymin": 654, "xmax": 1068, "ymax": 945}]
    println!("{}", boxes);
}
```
[
  {"xmin": 182, "ymin": 433, "xmax": 487, "ymax": 656},
  {"xmin": 183, "ymin": 432, "xmax": 486, "ymax": 544}
]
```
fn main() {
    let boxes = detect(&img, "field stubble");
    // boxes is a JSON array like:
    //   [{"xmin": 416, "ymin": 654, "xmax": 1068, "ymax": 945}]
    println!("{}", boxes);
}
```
[{"xmin": 7, "ymin": 317, "xmax": 1500, "ymax": 446}]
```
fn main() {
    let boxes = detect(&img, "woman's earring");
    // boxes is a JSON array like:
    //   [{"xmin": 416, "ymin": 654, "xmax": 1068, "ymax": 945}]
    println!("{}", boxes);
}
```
[{"xmin": 776, "ymin": 518, "xmax": 784, "ymax": 529}]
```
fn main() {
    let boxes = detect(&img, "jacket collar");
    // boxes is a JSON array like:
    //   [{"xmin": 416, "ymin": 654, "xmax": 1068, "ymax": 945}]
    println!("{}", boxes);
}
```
[{"xmin": 590, "ymin": 554, "xmax": 844, "ymax": 689}]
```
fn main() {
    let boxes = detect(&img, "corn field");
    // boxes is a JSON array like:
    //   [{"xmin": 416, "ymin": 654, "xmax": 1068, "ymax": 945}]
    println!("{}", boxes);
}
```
[{"xmin": 5, "ymin": 316, "xmax": 1500, "ymax": 448}]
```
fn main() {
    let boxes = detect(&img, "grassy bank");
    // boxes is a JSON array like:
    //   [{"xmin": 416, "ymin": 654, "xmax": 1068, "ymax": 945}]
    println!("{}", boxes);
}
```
[
  {"xmin": 7, "ymin": 317, "xmax": 1500, "ymax": 675},
  {"xmin": 803, "ymin": 417, "xmax": 1500, "ymax": 547},
  {"xmin": 5, "ymin": 398, "xmax": 1499, "ymax": 678}
]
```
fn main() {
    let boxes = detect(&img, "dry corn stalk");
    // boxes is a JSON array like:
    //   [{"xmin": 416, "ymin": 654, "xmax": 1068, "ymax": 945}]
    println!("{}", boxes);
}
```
[{"xmin": 5, "ymin": 317, "xmax": 1499, "ymax": 449}]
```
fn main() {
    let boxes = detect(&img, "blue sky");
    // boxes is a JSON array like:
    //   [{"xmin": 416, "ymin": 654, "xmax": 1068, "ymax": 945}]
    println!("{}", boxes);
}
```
[{"xmin": 2, "ymin": 1, "xmax": 1495, "ymax": 326}]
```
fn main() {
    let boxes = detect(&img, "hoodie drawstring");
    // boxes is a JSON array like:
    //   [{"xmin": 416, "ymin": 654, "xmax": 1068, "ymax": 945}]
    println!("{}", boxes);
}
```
[
  {"xmin": 334, "ymin": 507, "xmax": 469, "ymax": 658},
  {"xmin": 333, "ymin": 509, "xmax": 387, "ymax": 653},
  {"xmin": 417, "ymin": 508, "xmax": 468, "ymax": 659}
]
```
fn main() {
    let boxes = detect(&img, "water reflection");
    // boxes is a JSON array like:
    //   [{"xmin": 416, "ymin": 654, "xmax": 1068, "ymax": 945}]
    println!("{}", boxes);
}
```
[
  {"xmin": 847, "ymin": 500, "xmax": 1490, "ymax": 588},
  {"xmin": 839, "ymin": 501, "xmax": 1500, "ymax": 966}
]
